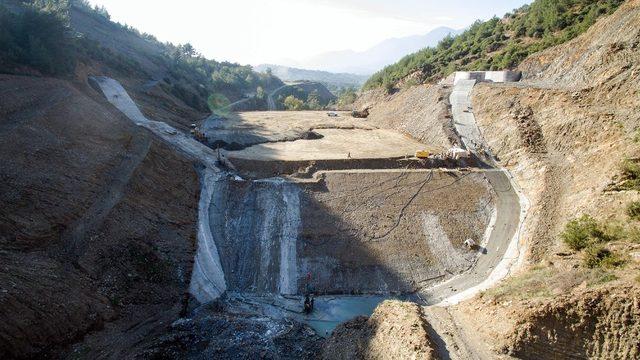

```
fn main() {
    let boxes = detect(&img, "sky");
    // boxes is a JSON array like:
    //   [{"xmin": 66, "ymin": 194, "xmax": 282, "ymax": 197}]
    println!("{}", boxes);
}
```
[{"xmin": 86, "ymin": 0, "xmax": 531, "ymax": 66}]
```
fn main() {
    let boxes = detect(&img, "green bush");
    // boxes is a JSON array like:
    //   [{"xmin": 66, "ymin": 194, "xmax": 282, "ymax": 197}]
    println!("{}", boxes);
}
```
[
  {"xmin": 560, "ymin": 215, "xmax": 611, "ymax": 251},
  {"xmin": 626, "ymin": 201, "xmax": 640, "ymax": 220},
  {"xmin": 336, "ymin": 87, "xmax": 358, "ymax": 108},
  {"xmin": 283, "ymin": 95, "xmax": 305, "ymax": 111},
  {"xmin": 0, "ymin": 5, "xmax": 76, "ymax": 75},
  {"xmin": 619, "ymin": 159, "xmax": 640, "ymax": 190},
  {"xmin": 583, "ymin": 245, "xmax": 624, "ymax": 269},
  {"xmin": 627, "ymin": 227, "xmax": 640, "ymax": 244}
]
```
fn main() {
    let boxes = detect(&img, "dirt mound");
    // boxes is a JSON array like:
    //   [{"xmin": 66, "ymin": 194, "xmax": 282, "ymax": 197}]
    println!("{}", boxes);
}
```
[
  {"xmin": 506, "ymin": 285, "xmax": 640, "ymax": 359},
  {"xmin": 0, "ymin": 75, "xmax": 199, "ymax": 358},
  {"xmin": 354, "ymin": 85, "xmax": 458, "ymax": 149},
  {"xmin": 322, "ymin": 300, "xmax": 438, "ymax": 360}
]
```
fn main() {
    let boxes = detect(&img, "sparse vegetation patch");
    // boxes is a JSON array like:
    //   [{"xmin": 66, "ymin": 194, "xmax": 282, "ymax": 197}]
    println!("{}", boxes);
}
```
[{"xmin": 364, "ymin": 0, "xmax": 624, "ymax": 91}]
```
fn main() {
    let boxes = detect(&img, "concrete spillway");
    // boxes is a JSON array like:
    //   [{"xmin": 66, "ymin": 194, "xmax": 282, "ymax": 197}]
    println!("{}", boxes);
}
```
[{"xmin": 204, "ymin": 178, "xmax": 303, "ymax": 295}]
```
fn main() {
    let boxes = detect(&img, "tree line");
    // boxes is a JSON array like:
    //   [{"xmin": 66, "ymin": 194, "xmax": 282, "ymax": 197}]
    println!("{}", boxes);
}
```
[
  {"xmin": 364, "ymin": 0, "xmax": 625, "ymax": 91},
  {"xmin": 0, "ymin": 0, "xmax": 283, "ymax": 114}
]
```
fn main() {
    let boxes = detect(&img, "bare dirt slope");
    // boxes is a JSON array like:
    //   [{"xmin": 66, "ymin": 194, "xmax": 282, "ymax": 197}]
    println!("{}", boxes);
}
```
[
  {"xmin": 506, "ymin": 285, "xmax": 640, "ymax": 359},
  {"xmin": 198, "ymin": 171, "xmax": 493, "ymax": 296},
  {"xmin": 322, "ymin": 300, "xmax": 439, "ymax": 360},
  {"xmin": 0, "ymin": 75, "xmax": 200, "ymax": 359},
  {"xmin": 459, "ymin": 1, "xmax": 640, "ymax": 358},
  {"xmin": 354, "ymin": 85, "xmax": 459, "ymax": 149},
  {"xmin": 300, "ymin": 171, "xmax": 493, "ymax": 294}
]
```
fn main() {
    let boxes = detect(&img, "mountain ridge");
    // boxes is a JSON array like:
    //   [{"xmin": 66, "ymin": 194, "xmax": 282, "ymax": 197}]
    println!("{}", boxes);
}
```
[{"xmin": 289, "ymin": 26, "xmax": 460, "ymax": 75}]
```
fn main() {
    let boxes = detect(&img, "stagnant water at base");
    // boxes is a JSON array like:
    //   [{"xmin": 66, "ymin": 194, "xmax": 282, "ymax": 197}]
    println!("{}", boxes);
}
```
[
  {"xmin": 304, "ymin": 296, "xmax": 395, "ymax": 336},
  {"xmin": 226, "ymin": 293, "xmax": 417, "ymax": 337}
]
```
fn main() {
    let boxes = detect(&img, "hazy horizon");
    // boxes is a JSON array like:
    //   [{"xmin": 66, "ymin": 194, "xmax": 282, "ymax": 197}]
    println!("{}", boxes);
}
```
[{"xmin": 87, "ymin": 0, "xmax": 531, "ymax": 68}]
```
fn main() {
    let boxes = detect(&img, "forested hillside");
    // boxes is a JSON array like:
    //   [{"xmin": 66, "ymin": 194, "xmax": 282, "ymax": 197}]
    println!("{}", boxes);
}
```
[
  {"xmin": 0, "ymin": 0, "xmax": 283, "ymax": 112},
  {"xmin": 364, "ymin": 0, "xmax": 624, "ymax": 91}
]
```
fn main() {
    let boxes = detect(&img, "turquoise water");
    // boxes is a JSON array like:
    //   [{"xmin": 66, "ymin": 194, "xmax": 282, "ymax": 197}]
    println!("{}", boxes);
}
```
[{"xmin": 300, "ymin": 295, "xmax": 408, "ymax": 337}]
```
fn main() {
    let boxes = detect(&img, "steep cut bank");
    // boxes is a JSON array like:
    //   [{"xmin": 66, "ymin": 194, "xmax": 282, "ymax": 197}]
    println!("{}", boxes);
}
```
[
  {"xmin": 507, "ymin": 286, "xmax": 640, "ymax": 359},
  {"xmin": 0, "ymin": 75, "xmax": 199, "ymax": 358},
  {"xmin": 203, "ymin": 171, "xmax": 494, "ymax": 296},
  {"xmin": 353, "ymin": 84, "xmax": 458, "ymax": 149},
  {"xmin": 459, "ymin": 0, "xmax": 640, "ymax": 357}
]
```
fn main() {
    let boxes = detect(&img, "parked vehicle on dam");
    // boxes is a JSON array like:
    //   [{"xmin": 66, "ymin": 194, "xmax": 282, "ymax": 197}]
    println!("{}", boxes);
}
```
[{"xmin": 415, "ymin": 150, "xmax": 431, "ymax": 159}]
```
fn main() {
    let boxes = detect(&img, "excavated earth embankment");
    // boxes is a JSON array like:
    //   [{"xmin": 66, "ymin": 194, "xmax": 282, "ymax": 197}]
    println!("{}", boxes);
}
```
[
  {"xmin": 206, "ymin": 171, "xmax": 494, "ymax": 296},
  {"xmin": 322, "ymin": 300, "xmax": 439, "ymax": 360},
  {"xmin": 507, "ymin": 285, "xmax": 640, "ymax": 359},
  {"xmin": 0, "ymin": 75, "xmax": 200, "ymax": 358},
  {"xmin": 456, "ymin": 0, "xmax": 640, "ymax": 358}
]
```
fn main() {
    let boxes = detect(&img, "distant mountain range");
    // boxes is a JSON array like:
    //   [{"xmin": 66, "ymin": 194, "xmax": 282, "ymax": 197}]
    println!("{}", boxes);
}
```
[
  {"xmin": 254, "ymin": 64, "xmax": 368, "ymax": 91},
  {"xmin": 286, "ymin": 26, "xmax": 461, "ymax": 75}
]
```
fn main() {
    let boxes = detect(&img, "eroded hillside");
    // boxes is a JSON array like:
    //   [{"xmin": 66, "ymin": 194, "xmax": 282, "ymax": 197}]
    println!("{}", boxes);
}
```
[
  {"xmin": 342, "ymin": 1, "xmax": 640, "ymax": 358},
  {"xmin": 0, "ymin": 75, "xmax": 200, "ymax": 358}
]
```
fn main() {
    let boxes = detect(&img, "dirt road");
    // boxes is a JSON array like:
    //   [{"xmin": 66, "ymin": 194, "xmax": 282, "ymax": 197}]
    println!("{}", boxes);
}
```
[
  {"xmin": 425, "ymin": 79, "xmax": 528, "ymax": 305},
  {"xmin": 414, "ymin": 78, "xmax": 529, "ymax": 359},
  {"xmin": 267, "ymin": 84, "xmax": 293, "ymax": 110}
]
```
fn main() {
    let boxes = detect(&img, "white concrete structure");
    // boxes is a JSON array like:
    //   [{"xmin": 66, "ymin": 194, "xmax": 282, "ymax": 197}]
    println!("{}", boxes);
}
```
[
  {"xmin": 433, "ymin": 77, "xmax": 530, "ymax": 306},
  {"xmin": 91, "ymin": 77, "xmax": 228, "ymax": 303},
  {"xmin": 453, "ymin": 71, "xmax": 521, "ymax": 85}
]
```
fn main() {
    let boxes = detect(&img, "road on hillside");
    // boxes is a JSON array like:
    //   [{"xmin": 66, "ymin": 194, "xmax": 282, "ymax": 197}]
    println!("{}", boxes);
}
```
[{"xmin": 419, "ymin": 79, "xmax": 526, "ymax": 305}]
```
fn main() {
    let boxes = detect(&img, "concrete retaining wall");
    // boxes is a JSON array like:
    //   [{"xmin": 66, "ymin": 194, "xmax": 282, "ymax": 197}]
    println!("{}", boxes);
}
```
[{"xmin": 454, "ymin": 71, "xmax": 522, "ymax": 85}]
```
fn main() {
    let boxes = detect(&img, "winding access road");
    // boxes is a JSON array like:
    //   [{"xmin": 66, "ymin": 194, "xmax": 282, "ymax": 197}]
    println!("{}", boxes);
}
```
[{"xmin": 420, "ymin": 79, "xmax": 528, "ymax": 305}]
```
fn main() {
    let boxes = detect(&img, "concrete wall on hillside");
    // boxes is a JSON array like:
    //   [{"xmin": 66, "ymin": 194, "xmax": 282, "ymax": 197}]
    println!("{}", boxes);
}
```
[{"xmin": 453, "ymin": 71, "xmax": 522, "ymax": 85}]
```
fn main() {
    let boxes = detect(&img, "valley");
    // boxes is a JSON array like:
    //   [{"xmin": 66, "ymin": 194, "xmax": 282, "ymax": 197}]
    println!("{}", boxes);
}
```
[{"xmin": 1, "ymin": 0, "xmax": 639, "ymax": 359}]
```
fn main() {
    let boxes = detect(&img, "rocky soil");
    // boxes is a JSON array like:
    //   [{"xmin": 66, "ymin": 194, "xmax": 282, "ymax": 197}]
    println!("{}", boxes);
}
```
[
  {"xmin": 461, "ymin": 0, "xmax": 640, "ymax": 357},
  {"xmin": 507, "ymin": 285, "xmax": 640, "ymax": 359},
  {"xmin": 127, "ymin": 300, "xmax": 324, "ymax": 360},
  {"xmin": 322, "ymin": 300, "xmax": 438, "ymax": 360},
  {"xmin": 354, "ymin": 84, "xmax": 459, "ymax": 149},
  {"xmin": 0, "ymin": 75, "xmax": 200, "ymax": 358},
  {"xmin": 299, "ymin": 171, "xmax": 493, "ymax": 294},
  {"xmin": 200, "ymin": 170, "xmax": 493, "ymax": 297}
]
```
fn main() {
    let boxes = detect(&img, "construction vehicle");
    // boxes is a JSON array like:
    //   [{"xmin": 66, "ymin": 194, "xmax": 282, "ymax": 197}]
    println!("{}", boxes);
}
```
[
  {"xmin": 415, "ymin": 150, "xmax": 431, "ymax": 159},
  {"xmin": 464, "ymin": 238, "xmax": 478, "ymax": 250},
  {"xmin": 447, "ymin": 147, "xmax": 470, "ymax": 160},
  {"xmin": 351, "ymin": 107, "xmax": 370, "ymax": 119},
  {"xmin": 190, "ymin": 124, "xmax": 206, "ymax": 142}
]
